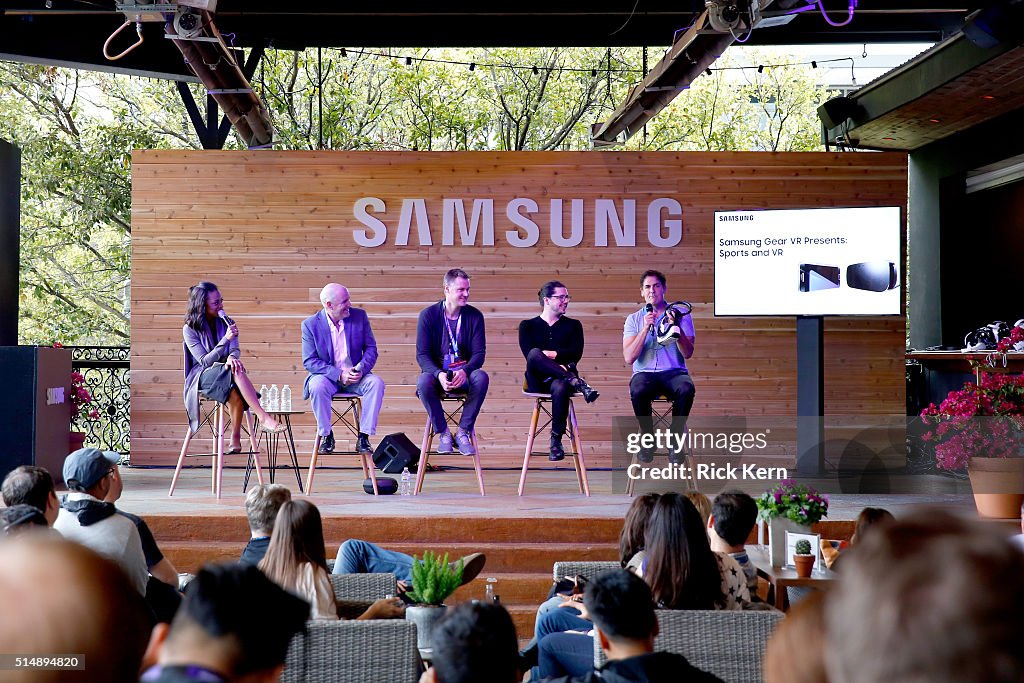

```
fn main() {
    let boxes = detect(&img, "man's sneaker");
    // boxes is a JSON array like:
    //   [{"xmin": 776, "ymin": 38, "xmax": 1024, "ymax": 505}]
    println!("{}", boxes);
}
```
[
  {"xmin": 454, "ymin": 430, "xmax": 477, "ymax": 456},
  {"xmin": 356, "ymin": 433, "xmax": 373, "ymax": 455},
  {"xmin": 455, "ymin": 430, "xmax": 476, "ymax": 456},
  {"xmin": 436, "ymin": 430, "xmax": 454, "ymax": 454},
  {"xmin": 318, "ymin": 431, "xmax": 335, "ymax": 454},
  {"xmin": 453, "ymin": 552, "xmax": 487, "ymax": 587}
]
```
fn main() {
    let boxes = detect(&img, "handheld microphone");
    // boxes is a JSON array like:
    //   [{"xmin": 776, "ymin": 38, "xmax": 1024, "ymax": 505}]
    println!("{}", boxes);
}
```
[
  {"xmin": 644, "ymin": 303, "xmax": 654, "ymax": 334},
  {"xmin": 446, "ymin": 370, "xmax": 454, "ymax": 382},
  {"xmin": 218, "ymin": 309, "xmax": 235, "ymax": 326}
]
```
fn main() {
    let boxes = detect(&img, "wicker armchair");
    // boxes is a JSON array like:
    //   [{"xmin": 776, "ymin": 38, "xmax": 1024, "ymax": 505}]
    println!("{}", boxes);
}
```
[
  {"xmin": 594, "ymin": 609, "xmax": 783, "ymax": 683},
  {"xmin": 281, "ymin": 619, "xmax": 420, "ymax": 683},
  {"xmin": 552, "ymin": 561, "xmax": 620, "ymax": 583},
  {"xmin": 329, "ymin": 573, "xmax": 397, "ymax": 620}
]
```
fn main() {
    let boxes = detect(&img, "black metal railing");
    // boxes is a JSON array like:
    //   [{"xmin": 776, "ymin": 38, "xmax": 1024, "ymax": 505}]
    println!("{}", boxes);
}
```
[{"xmin": 69, "ymin": 346, "xmax": 130, "ymax": 458}]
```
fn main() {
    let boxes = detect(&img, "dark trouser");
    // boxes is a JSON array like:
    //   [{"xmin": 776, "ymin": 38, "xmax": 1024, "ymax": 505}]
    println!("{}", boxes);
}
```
[
  {"xmin": 416, "ymin": 369, "xmax": 489, "ymax": 434},
  {"xmin": 525, "ymin": 348, "xmax": 575, "ymax": 438},
  {"xmin": 629, "ymin": 369, "xmax": 695, "ymax": 437}
]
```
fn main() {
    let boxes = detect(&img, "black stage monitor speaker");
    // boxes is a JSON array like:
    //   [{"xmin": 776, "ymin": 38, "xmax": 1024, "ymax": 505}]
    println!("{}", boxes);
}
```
[
  {"xmin": 0, "ymin": 346, "xmax": 72, "ymax": 484},
  {"xmin": 372, "ymin": 433, "xmax": 420, "ymax": 474}
]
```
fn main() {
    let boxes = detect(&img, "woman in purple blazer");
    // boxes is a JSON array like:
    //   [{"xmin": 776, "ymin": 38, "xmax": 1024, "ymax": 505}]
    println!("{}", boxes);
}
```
[{"xmin": 182, "ymin": 281, "xmax": 285, "ymax": 451}]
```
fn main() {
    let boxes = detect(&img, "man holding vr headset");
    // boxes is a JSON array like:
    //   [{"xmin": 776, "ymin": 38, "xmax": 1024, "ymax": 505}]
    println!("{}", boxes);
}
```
[{"xmin": 623, "ymin": 270, "xmax": 695, "ymax": 463}]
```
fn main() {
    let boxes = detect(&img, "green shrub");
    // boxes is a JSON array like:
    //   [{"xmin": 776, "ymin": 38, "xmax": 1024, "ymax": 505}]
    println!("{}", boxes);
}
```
[{"xmin": 405, "ymin": 551, "xmax": 463, "ymax": 605}]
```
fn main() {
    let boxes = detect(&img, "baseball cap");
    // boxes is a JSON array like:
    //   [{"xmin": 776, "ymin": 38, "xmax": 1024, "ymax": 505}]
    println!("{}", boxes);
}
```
[{"xmin": 63, "ymin": 448, "xmax": 120, "ymax": 490}]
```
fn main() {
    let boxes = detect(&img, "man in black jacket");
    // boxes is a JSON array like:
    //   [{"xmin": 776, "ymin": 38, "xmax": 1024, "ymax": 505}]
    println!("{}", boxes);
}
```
[
  {"xmin": 416, "ymin": 268, "xmax": 489, "ymax": 456},
  {"xmin": 542, "ymin": 569, "xmax": 722, "ymax": 683},
  {"xmin": 518, "ymin": 281, "xmax": 599, "ymax": 461}
]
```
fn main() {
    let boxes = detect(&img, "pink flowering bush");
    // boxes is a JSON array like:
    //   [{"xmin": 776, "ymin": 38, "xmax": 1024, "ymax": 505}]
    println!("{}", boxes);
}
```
[
  {"xmin": 756, "ymin": 480, "xmax": 828, "ymax": 525},
  {"xmin": 70, "ymin": 370, "xmax": 99, "ymax": 421},
  {"xmin": 920, "ymin": 372, "xmax": 1024, "ymax": 470},
  {"xmin": 995, "ymin": 325, "xmax": 1024, "ymax": 353}
]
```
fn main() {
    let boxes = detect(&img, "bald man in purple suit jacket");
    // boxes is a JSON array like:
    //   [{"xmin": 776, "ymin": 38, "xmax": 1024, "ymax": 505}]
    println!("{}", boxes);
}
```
[{"xmin": 302, "ymin": 283, "xmax": 385, "ymax": 455}]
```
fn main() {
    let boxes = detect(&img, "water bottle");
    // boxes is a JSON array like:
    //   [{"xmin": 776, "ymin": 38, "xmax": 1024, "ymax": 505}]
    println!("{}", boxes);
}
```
[
  {"xmin": 258, "ymin": 384, "xmax": 268, "ymax": 410},
  {"xmin": 485, "ymin": 577, "xmax": 498, "ymax": 604},
  {"xmin": 268, "ymin": 384, "xmax": 279, "ymax": 412},
  {"xmin": 281, "ymin": 384, "xmax": 292, "ymax": 411},
  {"xmin": 400, "ymin": 467, "xmax": 412, "ymax": 496}
]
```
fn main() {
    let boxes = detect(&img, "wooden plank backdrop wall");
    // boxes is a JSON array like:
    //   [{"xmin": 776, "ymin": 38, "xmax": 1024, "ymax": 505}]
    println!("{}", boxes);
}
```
[{"xmin": 131, "ymin": 151, "xmax": 907, "ymax": 470}]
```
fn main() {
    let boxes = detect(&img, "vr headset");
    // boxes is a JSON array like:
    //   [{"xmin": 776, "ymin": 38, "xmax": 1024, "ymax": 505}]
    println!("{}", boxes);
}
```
[{"xmin": 798, "ymin": 262, "xmax": 898, "ymax": 293}]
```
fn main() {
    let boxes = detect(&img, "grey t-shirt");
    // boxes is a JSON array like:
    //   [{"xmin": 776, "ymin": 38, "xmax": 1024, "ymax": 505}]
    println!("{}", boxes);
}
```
[
  {"xmin": 55, "ymin": 493, "xmax": 149, "ymax": 596},
  {"xmin": 623, "ymin": 305, "xmax": 696, "ymax": 374}
]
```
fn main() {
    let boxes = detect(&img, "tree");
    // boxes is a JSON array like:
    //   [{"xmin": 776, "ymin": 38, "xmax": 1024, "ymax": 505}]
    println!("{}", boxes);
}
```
[{"xmin": 1, "ymin": 46, "xmax": 831, "ymax": 343}]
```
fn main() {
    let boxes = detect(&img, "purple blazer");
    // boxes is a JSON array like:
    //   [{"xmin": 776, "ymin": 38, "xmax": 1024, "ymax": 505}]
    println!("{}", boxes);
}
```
[
  {"xmin": 301, "ymin": 308, "xmax": 379, "ymax": 400},
  {"xmin": 182, "ymin": 318, "xmax": 239, "ymax": 433}
]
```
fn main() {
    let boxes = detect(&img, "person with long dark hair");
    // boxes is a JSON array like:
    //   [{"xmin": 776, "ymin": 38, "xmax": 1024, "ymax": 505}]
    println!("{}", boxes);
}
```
[
  {"xmin": 182, "ymin": 281, "xmax": 284, "ymax": 452},
  {"xmin": 642, "ymin": 492, "xmax": 747, "ymax": 610},
  {"xmin": 259, "ymin": 500, "xmax": 403, "ymax": 621}
]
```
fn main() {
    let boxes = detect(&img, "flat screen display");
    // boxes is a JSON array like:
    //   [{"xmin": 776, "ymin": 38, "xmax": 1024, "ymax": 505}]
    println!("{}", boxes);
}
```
[{"xmin": 714, "ymin": 206, "xmax": 901, "ymax": 316}]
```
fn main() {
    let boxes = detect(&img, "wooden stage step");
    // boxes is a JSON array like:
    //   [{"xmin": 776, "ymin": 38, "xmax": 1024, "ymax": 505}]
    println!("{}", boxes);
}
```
[{"xmin": 149, "ymin": 513, "xmax": 621, "ymax": 637}]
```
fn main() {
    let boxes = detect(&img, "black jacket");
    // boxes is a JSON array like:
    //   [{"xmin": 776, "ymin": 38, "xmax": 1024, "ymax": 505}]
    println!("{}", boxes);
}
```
[{"xmin": 544, "ymin": 652, "xmax": 724, "ymax": 683}]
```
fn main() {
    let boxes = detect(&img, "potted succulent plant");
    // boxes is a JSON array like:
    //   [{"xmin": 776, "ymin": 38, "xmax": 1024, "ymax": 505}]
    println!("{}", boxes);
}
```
[
  {"xmin": 792, "ymin": 538, "xmax": 815, "ymax": 578},
  {"xmin": 404, "ymin": 551, "xmax": 464, "ymax": 650},
  {"xmin": 920, "ymin": 370, "xmax": 1024, "ymax": 518},
  {"xmin": 757, "ymin": 480, "xmax": 828, "ymax": 568}
]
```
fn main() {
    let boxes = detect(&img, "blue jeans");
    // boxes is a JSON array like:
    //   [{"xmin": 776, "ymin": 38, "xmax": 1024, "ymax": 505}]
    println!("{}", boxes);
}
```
[
  {"xmin": 530, "ymin": 605, "xmax": 592, "ymax": 680},
  {"xmin": 332, "ymin": 539, "xmax": 414, "ymax": 583},
  {"xmin": 537, "ymin": 632, "xmax": 594, "ymax": 680}
]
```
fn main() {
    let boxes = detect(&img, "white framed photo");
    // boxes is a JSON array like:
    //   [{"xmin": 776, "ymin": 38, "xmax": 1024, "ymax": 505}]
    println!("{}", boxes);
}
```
[{"xmin": 784, "ymin": 531, "xmax": 821, "ymax": 569}]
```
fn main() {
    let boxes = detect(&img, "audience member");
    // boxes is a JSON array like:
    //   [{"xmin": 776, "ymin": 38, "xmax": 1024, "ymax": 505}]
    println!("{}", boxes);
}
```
[
  {"xmin": 520, "ymin": 493, "xmax": 661, "ymax": 671},
  {"xmin": 763, "ymin": 590, "xmax": 828, "ymax": 683},
  {"xmin": 619, "ymin": 493, "xmax": 660, "ymax": 570},
  {"xmin": 829, "ymin": 506, "xmax": 895, "ymax": 572},
  {"xmin": 54, "ymin": 448, "xmax": 149, "ymax": 595},
  {"xmin": 259, "ymin": 499, "xmax": 404, "ymax": 620},
  {"xmin": 240, "ymin": 483, "xmax": 291, "ymax": 566},
  {"xmin": 142, "ymin": 563, "xmax": 309, "ymax": 683},
  {"xmin": 2, "ymin": 464, "xmax": 60, "ymax": 525},
  {"xmin": 642, "ymin": 493, "xmax": 748, "ymax": 610},
  {"xmin": 423, "ymin": 601, "xmax": 520, "ymax": 683},
  {"xmin": 2, "ymin": 504, "xmax": 49, "ymax": 536},
  {"xmin": 542, "ymin": 570, "xmax": 723, "ymax": 683},
  {"xmin": 826, "ymin": 509, "xmax": 1024, "ymax": 683},
  {"xmin": 0, "ymin": 534, "xmax": 151, "ymax": 682},
  {"xmin": 102, "ymin": 454, "xmax": 183, "ymax": 592},
  {"xmin": 707, "ymin": 490, "xmax": 759, "ymax": 600}
]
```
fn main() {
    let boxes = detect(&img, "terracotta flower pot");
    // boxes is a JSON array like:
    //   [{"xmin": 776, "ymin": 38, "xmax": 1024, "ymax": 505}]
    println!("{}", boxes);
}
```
[
  {"xmin": 968, "ymin": 457, "xmax": 1024, "ymax": 519},
  {"xmin": 793, "ymin": 554, "xmax": 815, "ymax": 578}
]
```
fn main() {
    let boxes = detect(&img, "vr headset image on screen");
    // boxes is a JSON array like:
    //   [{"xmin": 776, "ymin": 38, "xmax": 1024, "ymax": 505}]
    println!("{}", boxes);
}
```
[
  {"xmin": 799, "ymin": 262, "xmax": 898, "ymax": 293},
  {"xmin": 714, "ymin": 206, "xmax": 901, "ymax": 316},
  {"xmin": 799, "ymin": 264, "xmax": 840, "ymax": 292}
]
